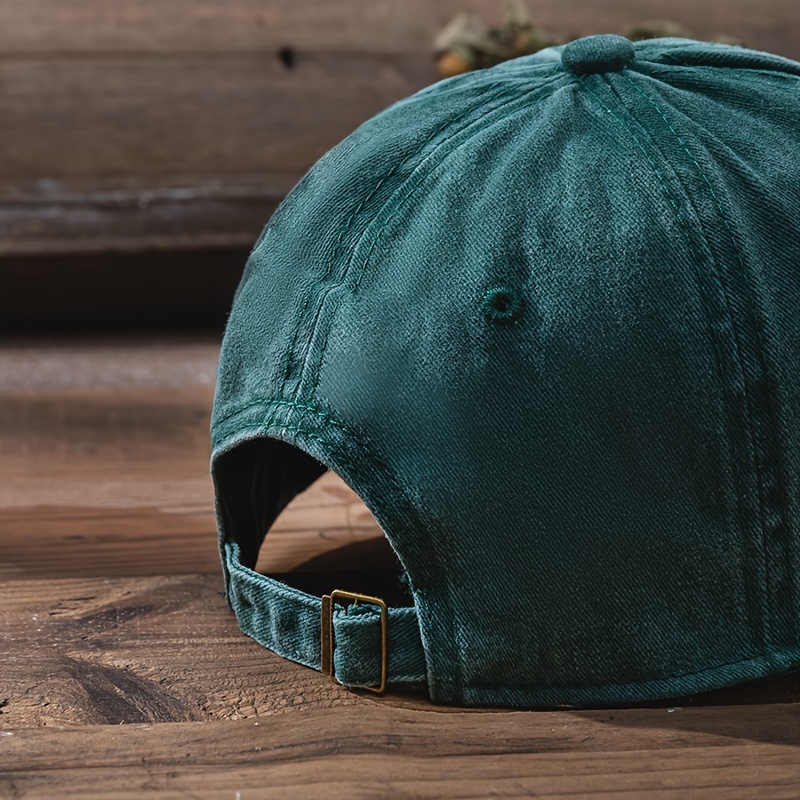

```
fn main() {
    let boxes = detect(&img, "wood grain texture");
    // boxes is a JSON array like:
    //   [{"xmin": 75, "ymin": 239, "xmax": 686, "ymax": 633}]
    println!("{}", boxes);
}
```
[
  {"xmin": 0, "ymin": 55, "xmax": 428, "ymax": 185},
  {"xmin": 1, "ymin": 0, "xmax": 797, "ymax": 56},
  {"xmin": 1, "ymin": 706, "xmax": 799, "ymax": 798},
  {"xmin": 0, "ymin": 574, "xmax": 372, "ymax": 728},
  {"xmin": 1, "ymin": 0, "xmax": 798, "ymax": 256},
  {"xmin": 0, "ymin": 54, "xmax": 431, "ymax": 255},
  {"xmin": 0, "ymin": 185, "xmax": 283, "ymax": 256}
]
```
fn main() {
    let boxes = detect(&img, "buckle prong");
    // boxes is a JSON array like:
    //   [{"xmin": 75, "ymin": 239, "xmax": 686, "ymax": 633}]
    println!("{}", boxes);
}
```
[{"xmin": 321, "ymin": 589, "xmax": 387, "ymax": 693}]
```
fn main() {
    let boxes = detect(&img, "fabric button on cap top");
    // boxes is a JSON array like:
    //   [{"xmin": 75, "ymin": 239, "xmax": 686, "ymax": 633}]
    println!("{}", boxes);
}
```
[{"xmin": 561, "ymin": 34, "xmax": 636, "ymax": 75}]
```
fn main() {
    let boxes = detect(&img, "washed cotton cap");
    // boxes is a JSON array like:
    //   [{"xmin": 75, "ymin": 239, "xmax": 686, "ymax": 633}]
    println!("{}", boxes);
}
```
[{"xmin": 212, "ymin": 34, "xmax": 800, "ymax": 707}]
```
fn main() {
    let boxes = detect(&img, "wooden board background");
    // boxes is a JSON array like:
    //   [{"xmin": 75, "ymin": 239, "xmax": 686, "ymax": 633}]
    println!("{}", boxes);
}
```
[
  {"xmin": 3, "ymin": 1, "xmax": 800, "ymax": 791},
  {"xmin": 1, "ymin": 0, "xmax": 799, "ymax": 256}
]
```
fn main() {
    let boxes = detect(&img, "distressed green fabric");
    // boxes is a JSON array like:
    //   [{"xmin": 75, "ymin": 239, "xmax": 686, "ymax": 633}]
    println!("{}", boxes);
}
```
[{"xmin": 212, "ymin": 35, "xmax": 800, "ymax": 707}]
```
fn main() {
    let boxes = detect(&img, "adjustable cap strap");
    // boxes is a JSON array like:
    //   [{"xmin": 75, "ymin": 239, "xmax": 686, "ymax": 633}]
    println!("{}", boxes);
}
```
[{"xmin": 223, "ymin": 541, "xmax": 427, "ymax": 689}]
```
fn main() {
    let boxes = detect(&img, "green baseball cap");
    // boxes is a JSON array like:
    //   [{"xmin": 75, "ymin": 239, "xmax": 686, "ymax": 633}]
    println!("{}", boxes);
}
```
[{"xmin": 211, "ymin": 34, "xmax": 800, "ymax": 707}]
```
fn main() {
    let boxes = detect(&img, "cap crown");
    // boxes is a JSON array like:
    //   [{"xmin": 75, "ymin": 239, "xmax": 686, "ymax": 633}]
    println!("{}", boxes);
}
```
[{"xmin": 212, "ymin": 37, "xmax": 800, "ymax": 706}]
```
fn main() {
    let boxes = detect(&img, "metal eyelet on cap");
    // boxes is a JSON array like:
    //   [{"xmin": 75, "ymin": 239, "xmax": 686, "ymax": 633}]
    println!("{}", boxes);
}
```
[{"xmin": 482, "ymin": 286, "xmax": 526, "ymax": 325}]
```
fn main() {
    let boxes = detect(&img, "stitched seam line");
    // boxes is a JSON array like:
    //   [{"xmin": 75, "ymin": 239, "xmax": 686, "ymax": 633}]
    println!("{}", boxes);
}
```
[
  {"xmin": 350, "ymin": 74, "xmax": 564, "ymax": 296},
  {"xmin": 579, "ymin": 74, "xmax": 743, "ymax": 433},
  {"xmin": 230, "ymin": 547, "xmax": 426, "ymax": 684},
  {"xmin": 279, "ymin": 79, "xmax": 527, "ymax": 397},
  {"xmin": 304, "ymin": 74, "xmax": 565, "ymax": 408},
  {"xmin": 577, "ymin": 73, "xmax": 765, "ymax": 655},
  {"xmin": 296, "ymin": 75, "xmax": 560, "ymax": 410},
  {"xmin": 214, "ymin": 397, "xmax": 344, "ymax": 432},
  {"xmin": 223, "ymin": 420, "xmax": 431, "ymax": 687},
  {"xmin": 292, "ymin": 76, "xmax": 563, "ymax": 701},
  {"xmin": 624, "ymin": 73, "xmax": 778, "ymax": 646},
  {"xmin": 226, "ymin": 422, "xmax": 329, "ymax": 445},
  {"xmin": 300, "ymin": 74, "xmax": 565, "ymax": 703},
  {"xmin": 227, "ymin": 544, "xmax": 319, "ymax": 608},
  {"xmin": 578, "ymin": 70, "xmax": 754, "ymax": 605},
  {"xmin": 468, "ymin": 646, "xmax": 788, "ymax": 696},
  {"xmin": 329, "ymin": 70, "xmax": 560, "ymax": 271},
  {"xmin": 576, "ymin": 75, "xmax": 684, "ymax": 221}
]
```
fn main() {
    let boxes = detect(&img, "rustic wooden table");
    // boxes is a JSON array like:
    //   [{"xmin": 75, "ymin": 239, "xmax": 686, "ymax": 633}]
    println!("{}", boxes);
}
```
[{"xmin": 1, "ymin": 335, "xmax": 799, "ymax": 798}]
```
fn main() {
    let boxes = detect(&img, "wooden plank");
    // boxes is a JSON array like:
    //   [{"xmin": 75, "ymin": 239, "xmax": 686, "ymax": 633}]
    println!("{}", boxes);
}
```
[
  {"xmin": 2, "ymin": 1, "xmax": 798, "ymax": 257},
  {"xmin": 0, "ymin": 54, "xmax": 432, "ymax": 256},
  {"xmin": 0, "ymin": 465, "xmax": 384, "ymax": 581},
  {"xmin": 0, "ymin": 0, "xmax": 797, "ymax": 57},
  {"xmin": 1, "ymin": 706, "xmax": 799, "ymax": 798},
  {"xmin": 0, "ymin": 55, "xmax": 429, "ymax": 184},
  {"xmin": 0, "ymin": 337, "xmax": 219, "ymax": 578},
  {"xmin": 0, "ymin": 186, "xmax": 283, "ymax": 256},
  {"xmin": 0, "ymin": 337, "xmax": 382, "ymax": 580},
  {"xmin": 0, "ymin": 574, "xmax": 368, "ymax": 727}
]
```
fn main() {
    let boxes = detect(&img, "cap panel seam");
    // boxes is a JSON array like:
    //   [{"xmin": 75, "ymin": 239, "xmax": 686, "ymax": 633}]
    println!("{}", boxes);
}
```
[
  {"xmin": 347, "ymin": 77, "xmax": 565, "ymax": 298},
  {"xmin": 576, "ymin": 71, "xmax": 748, "ymax": 482},
  {"xmin": 291, "ymin": 75, "xmax": 564, "ymax": 408},
  {"xmin": 289, "ymin": 77, "xmax": 564, "ymax": 702},
  {"xmin": 280, "ymin": 79, "xmax": 535, "ymax": 410},
  {"xmin": 624, "ymin": 73, "xmax": 788, "ymax": 649},
  {"xmin": 463, "ymin": 646, "xmax": 798, "ymax": 706},
  {"xmin": 575, "ymin": 72, "xmax": 765, "ymax": 646},
  {"xmin": 298, "ymin": 74, "xmax": 566, "ymax": 410},
  {"xmin": 213, "ymin": 397, "xmax": 346, "ymax": 439},
  {"xmin": 572, "ymin": 74, "xmax": 690, "ymax": 241}
]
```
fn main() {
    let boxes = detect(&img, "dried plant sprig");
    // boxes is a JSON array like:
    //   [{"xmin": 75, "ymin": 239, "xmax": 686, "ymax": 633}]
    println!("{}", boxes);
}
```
[{"xmin": 435, "ymin": 2, "xmax": 739, "ymax": 78}]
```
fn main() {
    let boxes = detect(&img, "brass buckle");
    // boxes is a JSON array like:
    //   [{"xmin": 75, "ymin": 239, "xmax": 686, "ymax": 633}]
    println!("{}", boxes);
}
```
[{"xmin": 321, "ymin": 590, "xmax": 387, "ymax": 694}]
